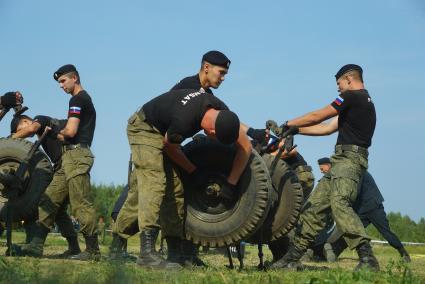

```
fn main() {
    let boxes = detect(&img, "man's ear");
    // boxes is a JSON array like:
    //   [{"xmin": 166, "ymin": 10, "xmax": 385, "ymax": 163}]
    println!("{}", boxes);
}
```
[{"xmin": 203, "ymin": 62, "xmax": 210, "ymax": 74}]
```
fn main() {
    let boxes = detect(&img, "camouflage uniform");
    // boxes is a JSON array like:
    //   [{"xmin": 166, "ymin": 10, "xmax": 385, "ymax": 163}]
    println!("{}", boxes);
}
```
[
  {"xmin": 293, "ymin": 165, "xmax": 315, "ymax": 201},
  {"xmin": 293, "ymin": 145, "xmax": 369, "ymax": 251},
  {"xmin": 38, "ymin": 147, "xmax": 97, "ymax": 236},
  {"xmin": 123, "ymin": 112, "xmax": 185, "ymax": 238},
  {"xmin": 112, "ymin": 170, "xmax": 144, "ymax": 238}
]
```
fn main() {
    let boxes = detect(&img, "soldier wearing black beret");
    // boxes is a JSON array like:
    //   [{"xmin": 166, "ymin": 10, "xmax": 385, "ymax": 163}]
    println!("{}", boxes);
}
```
[
  {"xmin": 271, "ymin": 64, "xmax": 380, "ymax": 271},
  {"xmin": 317, "ymin": 157, "xmax": 331, "ymax": 174},
  {"xmin": 18, "ymin": 64, "xmax": 100, "ymax": 261},
  {"xmin": 171, "ymin": 50, "xmax": 231, "ymax": 94}
]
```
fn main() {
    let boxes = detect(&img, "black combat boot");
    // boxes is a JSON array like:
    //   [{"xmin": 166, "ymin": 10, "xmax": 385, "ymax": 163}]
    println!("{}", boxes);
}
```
[
  {"xmin": 23, "ymin": 221, "xmax": 38, "ymax": 244},
  {"xmin": 53, "ymin": 236, "xmax": 81, "ymax": 258},
  {"xmin": 136, "ymin": 230, "xmax": 181, "ymax": 269},
  {"xmin": 70, "ymin": 234, "xmax": 101, "ymax": 261},
  {"xmin": 354, "ymin": 242, "xmax": 380, "ymax": 271},
  {"xmin": 180, "ymin": 239, "xmax": 207, "ymax": 267},
  {"xmin": 398, "ymin": 247, "xmax": 411, "ymax": 263},
  {"xmin": 270, "ymin": 244, "xmax": 305, "ymax": 270},
  {"xmin": 165, "ymin": 237, "xmax": 182, "ymax": 264},
  {"xmin": 109, "ymin": 233, "xmax": 133, "ymax": 260},
  {"xmin": 19, "ymin": 224, "xmax": 50, "ymax": 257}
]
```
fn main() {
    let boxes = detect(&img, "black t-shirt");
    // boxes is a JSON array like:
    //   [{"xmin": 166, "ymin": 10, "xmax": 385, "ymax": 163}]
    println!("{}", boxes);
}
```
[
  {"xmin": 67, "ymin": 90, "xmax": 96, "ymax": 145},
  {"xmin": 170, "ymin": 74, "xmax": 214, "ymax": 95},
  {"xmin": 331, "ymin": 89, "xmax": 376, "ymax": 148},
  {"xmin": 283, "ymin": 152, "xmax": 308, "ymax": 170},
  {"xmin": 33, "ymin": 115, "xmax": 66, "ymax": 164},
  {"xmin": 142, "ymin": 89, "xmax": 228, "ymax": 143}
]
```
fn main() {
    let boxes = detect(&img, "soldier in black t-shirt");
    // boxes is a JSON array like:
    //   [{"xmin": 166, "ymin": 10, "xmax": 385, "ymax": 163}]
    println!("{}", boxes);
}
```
[
  {"xmin": 51, "ymin": 64, "xmax": 99, "ymax": 261},
  {"xmin": 271, "ymin": 64, "xmax": 379, "ymax": 271},
  {"xmin": 118, "ymin": 89, "xmax": 251, "ymax": 269},
  {"xmin": 10, "ymin": 114, "xmax": 82, "ymax": 258},
  {"xmin": 171, "ymin": 50, "xmax": 231, "ymax": 94}
]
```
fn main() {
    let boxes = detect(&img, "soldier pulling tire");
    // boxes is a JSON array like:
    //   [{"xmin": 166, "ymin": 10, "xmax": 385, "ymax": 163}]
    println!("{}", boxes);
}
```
[{"xmin": 0, "ymin": 138, "xmax": 53, "ymax": 222}]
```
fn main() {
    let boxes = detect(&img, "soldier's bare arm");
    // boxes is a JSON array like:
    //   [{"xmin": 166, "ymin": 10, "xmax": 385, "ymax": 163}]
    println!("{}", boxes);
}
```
[
  {"xmin": 163, "ymin": 133, "xmax": 197, "ymax": 174},
  {"xmin": 60, "ymin": 117, "xmax": 80, "ymax": 138},
  {"xmin": 299, "ymin": 116, "xmax": 339, "ymax": 136},
  {"xmin": 288, "ymin": 105, "xmax": 338, "ymax": 127},
  {"xmin": 227, "ymin": 125, "xmax": 252, "ymax": 185}
]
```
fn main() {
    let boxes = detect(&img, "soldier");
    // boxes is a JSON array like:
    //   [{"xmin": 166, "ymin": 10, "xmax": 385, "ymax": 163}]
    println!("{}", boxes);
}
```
[
  {"xmin": 318, "ymin": 157, "xmax": 331, "ymax": 174},
  {"xmin": 10, "ymin": 114, "xmax": 82, "ymax": 258},
  {"xmin": 171, "ymin": 50, "xmax": 230, "ymax": 94},
  {"xmin": 110, "ymin": 51, "xmax": 234, "ymax": 266},
  {"xmin": 271, "ymin": 64, "xmax": 379, "ymax": 271},
  {"xmin": 282, "ymin": 149, "xmax": 315, "ymax": 202},
  {"xmin": 321, "ymin": 170, "xmax": 411, "ymax": 263},
  {"xmin": 121, "ymin": 88, "xmax": 251, "ymax": 269},
  {"xmin": 53, "ymin": 64, "xmax": 99, "ymax": 260},
  {"xmin": 16, "ymin": 64, "xmax": 100, "ymax": 260},
  {"xmin": 169, "ymin": 50, "xmax": 231, "ymax": 266}
]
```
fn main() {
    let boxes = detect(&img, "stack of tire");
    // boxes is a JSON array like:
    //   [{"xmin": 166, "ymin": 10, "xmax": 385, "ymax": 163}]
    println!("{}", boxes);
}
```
[
  {"xmin": 182, "ymin": 136, "xmax": 304, "ymax": 247},
  {"xmin": 0, "ymin": 138, "xmax": 52, "ymax": 226}
]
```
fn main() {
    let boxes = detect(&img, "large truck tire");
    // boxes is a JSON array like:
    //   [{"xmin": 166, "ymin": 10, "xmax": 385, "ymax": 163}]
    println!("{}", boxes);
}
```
[
  {"xmin": 0, "ymin": 138, "xmax": 53, "ymax": 222},
  {"xmin": 248, "ymin": 154, "xmax": 304, "ymax": 243},
  {"xmin": 182, "ymin": 137, "xmax": 274, "ymax": 247}
]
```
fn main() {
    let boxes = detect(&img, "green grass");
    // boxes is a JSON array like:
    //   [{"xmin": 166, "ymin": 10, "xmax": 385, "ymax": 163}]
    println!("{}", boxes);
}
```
[{"xmin": 1, "ymin": 232, "xmax": 424, "ymax": 284}]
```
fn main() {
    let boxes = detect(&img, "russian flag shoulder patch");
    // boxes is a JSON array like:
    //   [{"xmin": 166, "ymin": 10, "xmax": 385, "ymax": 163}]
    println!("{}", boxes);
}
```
[
  {"xmin": 334, "ymin": 96, "xmax": 344, "ymax": 106},
  {"xmin": 69, "ymin": 106, "xmax": 81, "ymax": 115}
]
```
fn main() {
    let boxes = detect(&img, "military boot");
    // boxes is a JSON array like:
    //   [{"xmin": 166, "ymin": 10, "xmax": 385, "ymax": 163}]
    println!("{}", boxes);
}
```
[
  {"xmin": 23, "ymin": 221, "xmax": 38, "ymax": 244},
  {"xmin": 270, "ymin": 245, "xmax": 305, "ymax": 270},
  {"xmin": 53, "ymin": 236, "xmax": 81, "ymax": 258},
  {"xmin": 19, "ymin": 225, "xmax": 50, "ymax": 257},
  {"xmin": 109, "ymin": 233, "xmax": 132, "ymax": 260},
  {"xmin": 136, "ymin": 230, "xmax": 182, "ymax": 269},
  {"xmin": 70, "ymin": 234, "xmax": 101, "ymax": 261},
  {"xmin": 398, "ymin": 247, "xmax": 411, "ymax": 263},
  {"xmin": 323, "ymin": 243, "xmax": 336, "ymax": 262},
  {"xmin": 181, "ymin": 239, "xmax": 207, "ymax": 267},
  {"xmin": 354, "ymin": 242, "xmax": 380, "ymax": 272}
]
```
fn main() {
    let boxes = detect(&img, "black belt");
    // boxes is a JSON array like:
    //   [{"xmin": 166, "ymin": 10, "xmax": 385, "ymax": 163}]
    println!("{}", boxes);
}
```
[
  {"xmin": 335, "ymin": 144, "xmax": 368, "ymax": 156},
  {"xmin": 295, "ymin": 165, "xmax": 312, "ymax": 172},
  {"xmin": 62, "ymin": 143, "xmax": 90, "ymax": 152}
]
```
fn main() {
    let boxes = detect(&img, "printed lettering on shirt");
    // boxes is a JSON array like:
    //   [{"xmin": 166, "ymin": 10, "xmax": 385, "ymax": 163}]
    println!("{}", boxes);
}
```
[
  {"xmin": 181, "ymin": 91, "xmax": 202, "ymax": 106},
  {"xmin": 334, "ymin": 96, "xmax": 344, "ymax": 106}
]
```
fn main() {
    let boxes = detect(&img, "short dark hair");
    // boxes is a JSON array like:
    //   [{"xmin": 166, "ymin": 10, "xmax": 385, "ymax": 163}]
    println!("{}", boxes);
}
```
[{"xmin": 10, "ymin": 114, "xmax": 32, "ymax": 133}]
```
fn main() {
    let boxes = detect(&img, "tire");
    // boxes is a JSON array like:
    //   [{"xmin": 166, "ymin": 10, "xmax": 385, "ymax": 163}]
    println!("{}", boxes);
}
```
[
  {"xmin": 182, "ymin": 137, "xmax": 274, "ymax": 247},
  {"xmin": 248, "ymin": 154, "xmax": 304, "ymax": 243},
  {"xmin": 0, "ymin": 138, "xmax": 53, "ymax": 222}
]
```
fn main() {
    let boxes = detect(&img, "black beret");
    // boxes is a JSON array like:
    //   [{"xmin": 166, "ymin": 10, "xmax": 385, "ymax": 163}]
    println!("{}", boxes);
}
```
[
  {"xmin": 202, "ymin": 50, "xmax": 231, "ymax": 69},
  {"xmin": 53, "ymin": 64, "xmax": 77, "ymax": 81},
  {"xmin": 317, "ymin": 157, "xmax": 331, "ymax": 165},
  {"xmin": 335, "ymin": 64, "xmax": 363, "ymax": 80},
  {"xmin": 215, "ymin": 110, "xmax": 240, "ymax": 145}
]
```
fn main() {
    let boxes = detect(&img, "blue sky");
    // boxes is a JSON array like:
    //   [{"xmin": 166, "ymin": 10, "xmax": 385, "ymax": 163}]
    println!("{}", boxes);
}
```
[{"xmin": 1, "ymin": 1, "xmax": 424, "ymax": 221}]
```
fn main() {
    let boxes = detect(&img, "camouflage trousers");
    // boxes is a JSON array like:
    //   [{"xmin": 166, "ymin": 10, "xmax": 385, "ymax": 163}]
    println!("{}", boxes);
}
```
[
  {"xmin": 294, "ymin": 165, "xmax": 315, "ymax": 201},
  {"xmin": 115, "ymin": 112, "xmax": 184, "ymax": 238},
  {"xmin": 38, "ymin": 147, "xmax": 98, "ymax": 236},
  {"xmin": 293, "ymin": 148, "xmax": 369, "ymax": 251},
  {"xmin": 113, "ymin": 170, "xmax": 156, "ymax": 238}
]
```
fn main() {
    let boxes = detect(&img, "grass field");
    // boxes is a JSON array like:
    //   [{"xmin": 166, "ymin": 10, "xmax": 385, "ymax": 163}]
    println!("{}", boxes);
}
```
[{"xmin": 1, "ymin": 232, "xmax": 424, "ymax": 284}]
